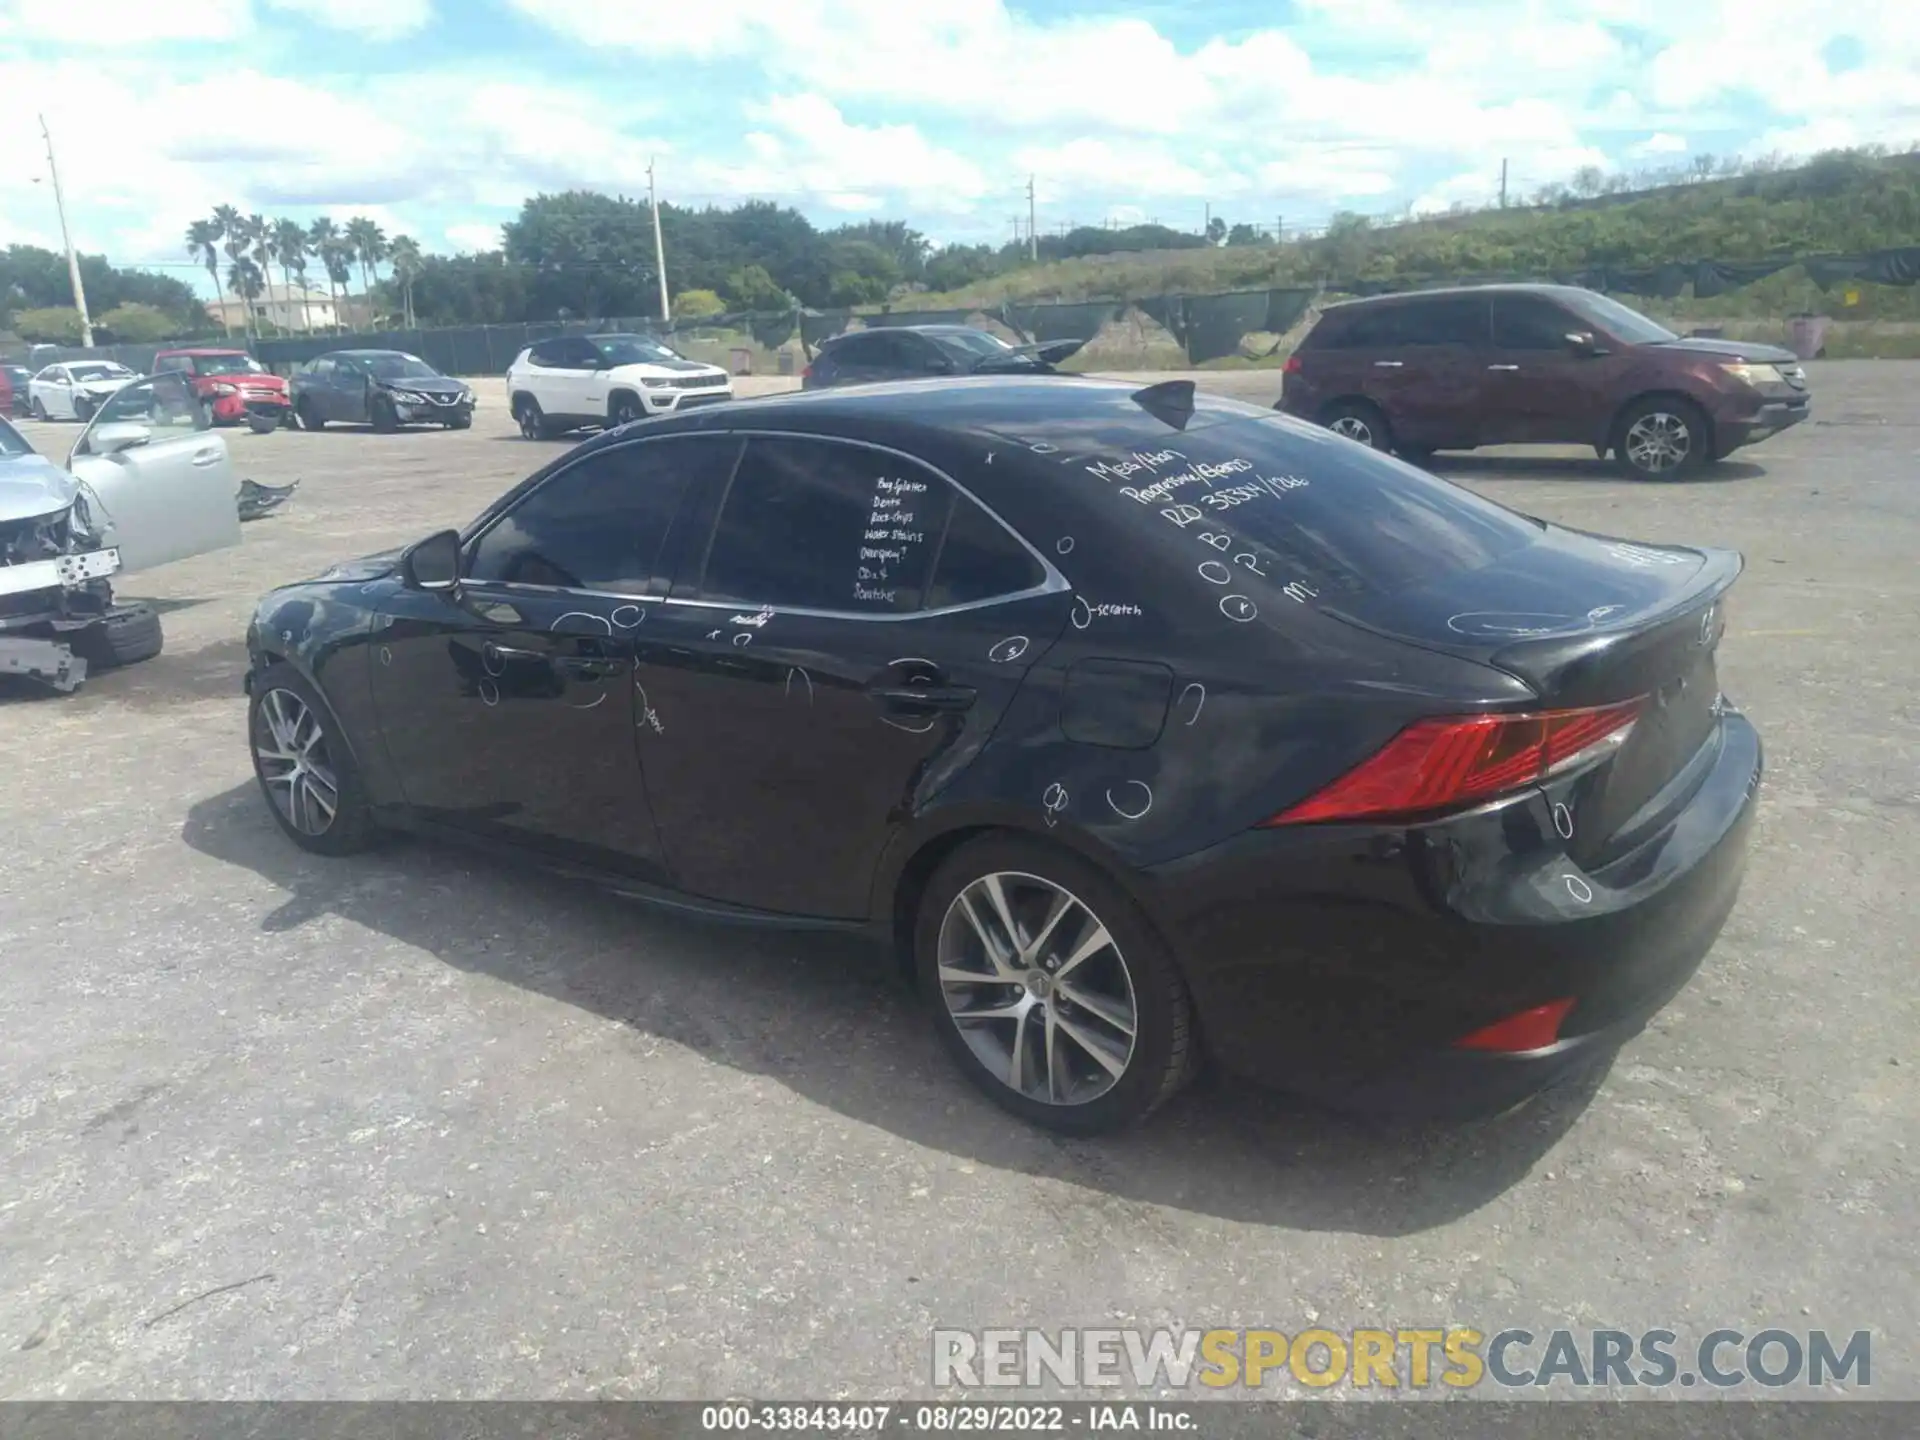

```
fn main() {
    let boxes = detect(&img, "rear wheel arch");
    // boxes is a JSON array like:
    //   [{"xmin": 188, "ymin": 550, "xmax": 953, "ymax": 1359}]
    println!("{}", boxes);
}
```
[
  {"xmin": 1317, "ymin": 395, "xmax": 1393, "ymax": 450},
  {"xmin": 607, "ymin": 389, "xmax": 643, "ymax": 423}
]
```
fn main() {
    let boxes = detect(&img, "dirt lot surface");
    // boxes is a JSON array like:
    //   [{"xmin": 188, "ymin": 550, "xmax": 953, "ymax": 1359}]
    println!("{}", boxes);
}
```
[{"xmin": 2, "ymin": 365, "xmax": 1914, "ymax": 1400}]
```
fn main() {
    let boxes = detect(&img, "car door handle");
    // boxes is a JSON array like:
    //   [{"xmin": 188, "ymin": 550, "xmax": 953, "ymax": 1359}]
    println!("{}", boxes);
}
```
[
  {"xmin": 191, "ymin": 448, "xmax": 222, "ymax": 466},
  {"xmin": 555, "ymin": 655, "xmax": 624, "ymax": 679},
  {"xmin": 1371, "ymin": 360, "xmax": 1404, "ymax": 368},
  {"xmin": 1486, "ymin": 364, "xmax": 1520, "ymax": 371},
  {"xmin": 483, "ymin": 641, "xmax": 547, "ymax": 667},
  {"xmin": 869, "ymin": 682, "xmax": 976, "ymax": 714}
]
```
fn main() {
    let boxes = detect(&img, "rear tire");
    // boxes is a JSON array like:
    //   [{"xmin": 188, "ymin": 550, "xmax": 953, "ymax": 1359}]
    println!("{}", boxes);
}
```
[
  {"xmin": 70, "ymin": 602, "xmax": 163, "ymax": 670},
  {"xmin": 1319, "ymin": 398, "xmax": 1392, "ymax": 451},
  {"xmin": 248, "ymin": 661, "xmax": 379, "ymax": 856},
  {"xmin": 1614, "ymin": 396, "xmax": 1709, "ymax": 480},
  {"xmin": 914, "ymin": 833, "xmax": 1196, "ymax": 1135}
]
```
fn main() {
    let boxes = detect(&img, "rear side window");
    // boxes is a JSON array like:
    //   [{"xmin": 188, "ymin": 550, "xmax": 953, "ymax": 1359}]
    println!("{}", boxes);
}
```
[
  {"xmin": 1082, "ymin": 417, "xmax": 1539, "ymax": 614},
  {"xmin": 692, "ymin": 437, "xmax": 958, "ymax": 614},
  {"xmin": 467, "ymin": 436, "xmax": 736, "ymax": 593},
  {"xmin": 924, "ymin": 494, "xmax": 1046, "ymax": 608},
  {"xmin": 1398, "ymin": 297, "xmax": 1487, "ymax": 345}
]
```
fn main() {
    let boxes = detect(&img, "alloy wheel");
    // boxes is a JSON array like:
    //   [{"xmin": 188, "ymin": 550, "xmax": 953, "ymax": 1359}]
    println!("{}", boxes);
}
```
[
  {"xmin": 1624, "ymin": 411, "xmax": 1691, "ymax": 474},
  {"xmin": 253, "ymin": 687, "xmax": 341, "ymax": 837},
  {"xmin": 1329, "ymin": 414, "xmax": 1374, "ymax": 446},
  {"xmin": 517, "ymin": 404, "xmax": 542, "ymax": 439},
  {"xmin": 936, "ymin": 871, "xmax": 1138, "ymax": 1106},
  {"xmin": 612, "ymin": 398, "xmax": 640, "ymax": 427}
]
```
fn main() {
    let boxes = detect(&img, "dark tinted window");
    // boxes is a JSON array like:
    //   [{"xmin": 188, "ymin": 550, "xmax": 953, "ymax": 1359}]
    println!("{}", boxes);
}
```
[
  {"xmin": 827, "ymin": 332, "xmax": 898, "ymax": 367},
  {"xmin": 694, "ymin": 437, "xmax": 956, "ymax": 613},
  {"xmin": 925, "ymin": 494, "xmax": 1046, "ymax": 608},
  {"xmin": 1492, "ymin": 296, "xmax": 1578, "ymax": 350},
  {"xmin": 526, "ymin": 340, "xmax": 564, "ymax": 365},
  {"xmin": 468, "ymin": 436, "xmax": 733, "ymax": 592},
  {"xmin": 1398, "ymin": 296, "xmax": 1487, "ymax": 345},
  {"xmin": 1561, "ymin": 290, "xmax": 1676, "ymax": 344}
]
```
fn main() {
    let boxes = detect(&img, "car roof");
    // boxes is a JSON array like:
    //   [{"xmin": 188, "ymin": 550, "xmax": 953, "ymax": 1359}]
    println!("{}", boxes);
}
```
[
  {"xmin": 1322, "ymin": 282, "xmax": 1595, "ymax": 312},
  {"xmin": 330, "ymin": 349, "xmax": 416, "ymax": 359},
  {"xmin": 157, "ymin": 347, "xmax": 248, "ymax": 356}
]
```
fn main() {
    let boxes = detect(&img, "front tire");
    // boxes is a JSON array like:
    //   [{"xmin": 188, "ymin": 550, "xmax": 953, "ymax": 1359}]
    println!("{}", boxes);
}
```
[
  {"xmin": 1615, "ymin": 396, "xmax": 1709, "ymax": 480},
  {"xmin": 370, "ymin": 395, "xmax": 399, "ymax": 433},
  {"xmin": 248, "ymin": 662, "xmax": 379, "ymax": 856},
  {"xmin": 30, "ymin": 397, "xmax": 47, "ymax": 421},
  {"xmin": 246, "ymin": 412, "xmax": 279, "ymax": 435},
  {"xmin": 608, "ymin": 393, "xmax": 643, "ymax": 428},
  {"xmin": 447, "ymin": 411, "xmax": 472, "ymax": 430},
  {"xmin": 915, "ymin": 834, "xmax": 1196, "ymax": 1135},
  {"xmin": 1319, "ymin": 398, "xmax": 1392, "ymax": 451},
  {"xmin": 296, "ymin": 398, "xmax": 325, "ymax": 430},
  {"xmin": 72, "ymin": 395, "xmax": 94, "ymax": 423}
]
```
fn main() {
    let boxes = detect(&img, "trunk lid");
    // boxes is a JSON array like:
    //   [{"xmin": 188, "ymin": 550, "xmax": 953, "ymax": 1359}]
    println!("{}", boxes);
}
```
[{"xmin": 1328, "ymin": 525, "xmax": 1741, "ymax": 864}]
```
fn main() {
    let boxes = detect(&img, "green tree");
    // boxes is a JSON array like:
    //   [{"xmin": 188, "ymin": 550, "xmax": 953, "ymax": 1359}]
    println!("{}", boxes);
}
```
[
  {"xmin": 212, "ymin": 204, "xmax": 250, "ymax": 337},
  {"xmin": 387, "ymin": 234, "xmax": 423, "ymax": 327},
  {"xmin": 307, "ymin": 217, "xmax": 343, "ymax": 330},
  {"xmin": 345, "ymin": 216, "xmax": 387, "ymax": 317},
  {"xmin": 722, "ymin": 263, "xmax": 791, "ymax": 312},
  {"xmin": 226, "ymin": 257, "xmax": 266, "ymax": 332},
  {"xmin": 12, "ymin": 306, "xmax": 84, "ymax": 343},
  {"xmin": 1205, "ymin": 215, "xmax": 1227, "ymax": 245},
  {"xmin": 95, "ymin": 303, "xmax": 176, "ymax": 342},
  {"xmin": 673, "ymin": 288, "xmax": 726, "ymax": 318}
]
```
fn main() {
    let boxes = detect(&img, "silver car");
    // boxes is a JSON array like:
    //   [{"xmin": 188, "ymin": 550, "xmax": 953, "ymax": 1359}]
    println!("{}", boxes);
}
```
[{"xmin": 1, "ymin": 373, "xmax": 241, "ymax": 691}]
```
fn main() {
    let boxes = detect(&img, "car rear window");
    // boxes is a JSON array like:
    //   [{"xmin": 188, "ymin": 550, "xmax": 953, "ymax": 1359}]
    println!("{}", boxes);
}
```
[{"xmin": 1075, "ymin": 414, "xmax": 1541, "ymax": 620}]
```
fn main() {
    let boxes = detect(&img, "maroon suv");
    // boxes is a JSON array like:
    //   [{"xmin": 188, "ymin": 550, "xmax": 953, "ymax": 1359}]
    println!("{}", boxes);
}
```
[{"xmin": 1277, "ymin": 284, "xmax": 1811, "ymax": 479}]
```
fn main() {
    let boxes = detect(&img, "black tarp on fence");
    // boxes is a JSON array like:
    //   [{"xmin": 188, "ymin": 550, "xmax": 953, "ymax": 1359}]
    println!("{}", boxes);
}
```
[{"xmin": 16, "ymin": 245, "xmax": 1919, "ymax": 376}]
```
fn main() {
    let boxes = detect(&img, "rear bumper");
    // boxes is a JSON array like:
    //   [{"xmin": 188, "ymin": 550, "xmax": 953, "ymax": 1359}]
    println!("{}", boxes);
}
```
[
  {"xmin": 1146, "ymin": 712, "xmax": 1763, "ymax": 1120},
  {"xmin": 1716, "ymin": 397, "xmax": 1809, "ymax": 452}
]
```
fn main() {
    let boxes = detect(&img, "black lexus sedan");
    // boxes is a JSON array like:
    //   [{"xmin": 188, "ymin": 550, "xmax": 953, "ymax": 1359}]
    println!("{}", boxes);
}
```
[
  {"xmin": 243, "ymin": 377, "xmax": 1761, "ymax": 1134},
  {"xmin": 802, "ymin": 324, "xmax": 1084, "ymax": 389},
  {"xmin": 289, "ymin": 350, "xmax": 475, "ymax": 431}
]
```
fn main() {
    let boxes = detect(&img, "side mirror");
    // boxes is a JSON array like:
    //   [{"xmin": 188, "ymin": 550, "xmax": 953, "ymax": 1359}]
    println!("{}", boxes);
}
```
[
  {"xmin": 1565, "ymin": 331, "xmax": 1609, "ymax": 357},
  {"xmin": 85, "ymin": 422, "xmax": 152, "ymax": 457},
  {"xmin": 401, "ymin": 529, "xmax": 461, "ymax": 591}
]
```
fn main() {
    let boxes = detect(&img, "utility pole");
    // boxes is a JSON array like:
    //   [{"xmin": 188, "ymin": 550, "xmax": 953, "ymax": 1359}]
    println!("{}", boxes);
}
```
[
  {"xmin": 1276, "ymin": 214, "xmax": 1284, "ymax": 243},
  {"xmin": 1204, "ymin": 201, "xmax": 1211, "ymax": 240},
  {"xmin": 1026, "ymin": 174, "xmax": 1037, "ymax": 262},
  {"xmin": 647, "ymin": 157, "xmax": 670, "ymax": 324},
  {"xmin": 38, "ymin": 114, "xmax": 93, "ymax": 348},
  {"xmin": 1499, "ymin": 158, "xmax": 1508, "ymax": 209}
]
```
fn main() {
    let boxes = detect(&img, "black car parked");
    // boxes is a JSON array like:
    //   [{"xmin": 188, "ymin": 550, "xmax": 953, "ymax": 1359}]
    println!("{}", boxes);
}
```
[
  {"xmin": 289, "ymin": 350, "xmax": 475, "ymax": 432},
  {"xmin": 802, "ymin": 325, "xmax": 1084, "ymax": 389},
  {"xmin": 244, "ymin": 377, "xmax": 1760, "ymax": 1134}
]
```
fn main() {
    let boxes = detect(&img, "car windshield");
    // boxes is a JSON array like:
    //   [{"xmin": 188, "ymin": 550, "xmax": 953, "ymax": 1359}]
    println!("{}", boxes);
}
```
[
  {"xmin": 592, "ymin": 335, "xmax": 681, "ymax": 365},
  {"xmin": 192, "ymin": 354, "xmax": 267, "ymax": 376},
  {"xmin": 937, "ymin": 329, "xmax": 1014, "ymax": 358},
  {"xmin": 1563, "ymin": 291, "xmax": 1677, "ymax": 345},
  {"xmin": 360, "ymin": 354, "xmax": 441, "ymax": 379},
  {"xmin": 0, "ymin": 416, "xmax": 32, "ymax": 458},
  {"xmin": 70, "ymin": 364, "xmax": 131, "ymax": 382}
]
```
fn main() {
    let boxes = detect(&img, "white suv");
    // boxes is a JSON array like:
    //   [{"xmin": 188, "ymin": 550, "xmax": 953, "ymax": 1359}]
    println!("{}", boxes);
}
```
[{"xmin": 506, "ymin": 332, "xmax": 733, "ymax": 439}]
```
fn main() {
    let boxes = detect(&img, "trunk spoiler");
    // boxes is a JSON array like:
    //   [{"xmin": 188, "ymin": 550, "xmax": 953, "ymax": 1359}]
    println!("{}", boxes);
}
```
[{"xmin": 970, "ymin": 338, "xmax": 1086, "ymax": 373}]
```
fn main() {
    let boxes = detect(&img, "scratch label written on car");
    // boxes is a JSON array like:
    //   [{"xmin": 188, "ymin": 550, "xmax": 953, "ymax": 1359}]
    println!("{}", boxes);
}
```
[
  {"xmin": 1042, "ymin": 783, "xmax": 1070, "ymax": 828},
  {"xmin": 1071, "ymin": 596, "xmax": 1143, "ymax": 629},
  {"xmin": 1105, "ymin": 781, "xmax": 1153, "ymax": 820},
  {"xmin": 633, "ymin": 672, "xmax": 665, "ymax": 734},
  {"xmin": 1112, "ymin": 458, "xmax": 1254, "ymax": 507},
  {"xmin": 1178, "ymin": 682, "xmax": 1206, "ymax": 726},
  {"xmin": 729, "ymin": 605, "xmax": 774, "ymax": 628},
  {"xmin": 1605, "ymin": 542, "xmax": 1693, "ymax": 569}
]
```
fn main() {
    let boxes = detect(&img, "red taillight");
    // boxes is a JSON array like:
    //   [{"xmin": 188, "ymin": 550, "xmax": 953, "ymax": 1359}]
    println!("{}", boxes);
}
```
[
  {"xmin": 801, "ymin": 363, "xmax": 813, "ymax": 379},
  {"xmin": 1282, "ymin": 354, "xmax": 1303, "ymax": 374},
  {"xmin": 1261, "ymin": 699, "xmax": 1642, "ymax": 827},
  {"xmin": 1454, "ymin": 997, "xmax": 1577, "ymax": 1053}
]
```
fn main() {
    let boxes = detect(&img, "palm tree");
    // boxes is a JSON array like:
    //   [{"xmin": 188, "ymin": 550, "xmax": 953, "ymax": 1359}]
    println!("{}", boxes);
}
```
[
  {"xmin": 323, "ymin": 240, "xmax": 357, "ymax": 333},
  {"xmin": 246, "ymin": 213, "xmax": 274, "ymax": 333},
  {"xmin": 387, "ymin": 234, "xmax": 423, "ymax": 328},
  {"xmin": 212, "ymin": 204, "xmax": 249, "ymax": 337},
  {"xmin": 307, "ymin": 217, "xmax": 342, "ymax": 330},
  {"xmin": 273, "ymin": 218, "xmax": 313, "ymax": 333},
  {"xmin": 185, "ymin": 219, "xmax": 229, "ymax": 336},
  {"xmin": 226, "ymin": 256, "xmax": 266, "ymax": 333},
  {"xmin": 344, "ymin": 216, "xmax": 386, "ymax": 322}
]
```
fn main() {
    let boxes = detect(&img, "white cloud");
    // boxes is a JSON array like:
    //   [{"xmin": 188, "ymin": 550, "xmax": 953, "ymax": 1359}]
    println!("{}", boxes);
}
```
[
  {"xmin": 0, "ymin": 0, "xmax": 252, "ymax": 43},
  {"xmin": 1630, "ymin": 132, "xmax": 1690, "ymax": 157},
  {"xmin": 263, "ymin": 0, "xmax": 434, "ymax": 40},
  {"xmin": 444, "ymin": 222, "xmax": 505, "ymax": 254}
]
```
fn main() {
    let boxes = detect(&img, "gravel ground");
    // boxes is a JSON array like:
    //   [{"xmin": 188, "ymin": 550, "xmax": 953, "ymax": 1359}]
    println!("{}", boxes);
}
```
[{"xmin": 0, "ymin": 365, "xmax": 1914, "ymax": 1401}]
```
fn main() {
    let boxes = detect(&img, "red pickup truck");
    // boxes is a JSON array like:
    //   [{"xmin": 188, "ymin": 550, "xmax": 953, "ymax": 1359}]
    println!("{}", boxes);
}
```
[{"xmin": 152, "ymin": 348, "xmax": 291, "ymax": 431}]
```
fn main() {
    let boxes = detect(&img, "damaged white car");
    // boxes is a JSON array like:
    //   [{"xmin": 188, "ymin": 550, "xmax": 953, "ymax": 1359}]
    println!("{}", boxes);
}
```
[{"xmin": 1, "ymin": 373, "xmax": 242, "ymax": 692}]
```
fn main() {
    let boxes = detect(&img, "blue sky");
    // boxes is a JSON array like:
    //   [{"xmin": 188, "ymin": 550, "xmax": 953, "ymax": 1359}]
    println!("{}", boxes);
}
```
[{"xmin": 1, "ymin": 0, "xmax": 1912, "ymax": 298}]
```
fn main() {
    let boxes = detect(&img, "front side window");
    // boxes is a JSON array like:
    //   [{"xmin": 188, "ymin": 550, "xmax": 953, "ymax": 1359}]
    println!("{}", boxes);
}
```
[
  {"xmin": 1492, "ymin": 296, "xmax": 1579, "ymax": 350},
  {"xmin": 692, "ymin": 437, "xmax": 959, "ymax": 614},
  {"xmin": 1562, "ymin": 291, "xmax": 1677, "ymax": 345},
  {"xmin": 75, "ymin": 374, "xmax": 208, "ymax": 454},
  {"xmin": 466, "ymin": 436, "xmax": 737, "ymax": 593}
]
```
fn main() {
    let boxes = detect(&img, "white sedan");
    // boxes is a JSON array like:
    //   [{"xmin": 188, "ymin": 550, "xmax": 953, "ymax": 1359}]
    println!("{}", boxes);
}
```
[
  {"xmin": 28, "ymin": 361, "xmax": 143, "ymax": 421},
  {"xmin": 505, "ymin": 332, "xmax": 733, "ymax": 438}
]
